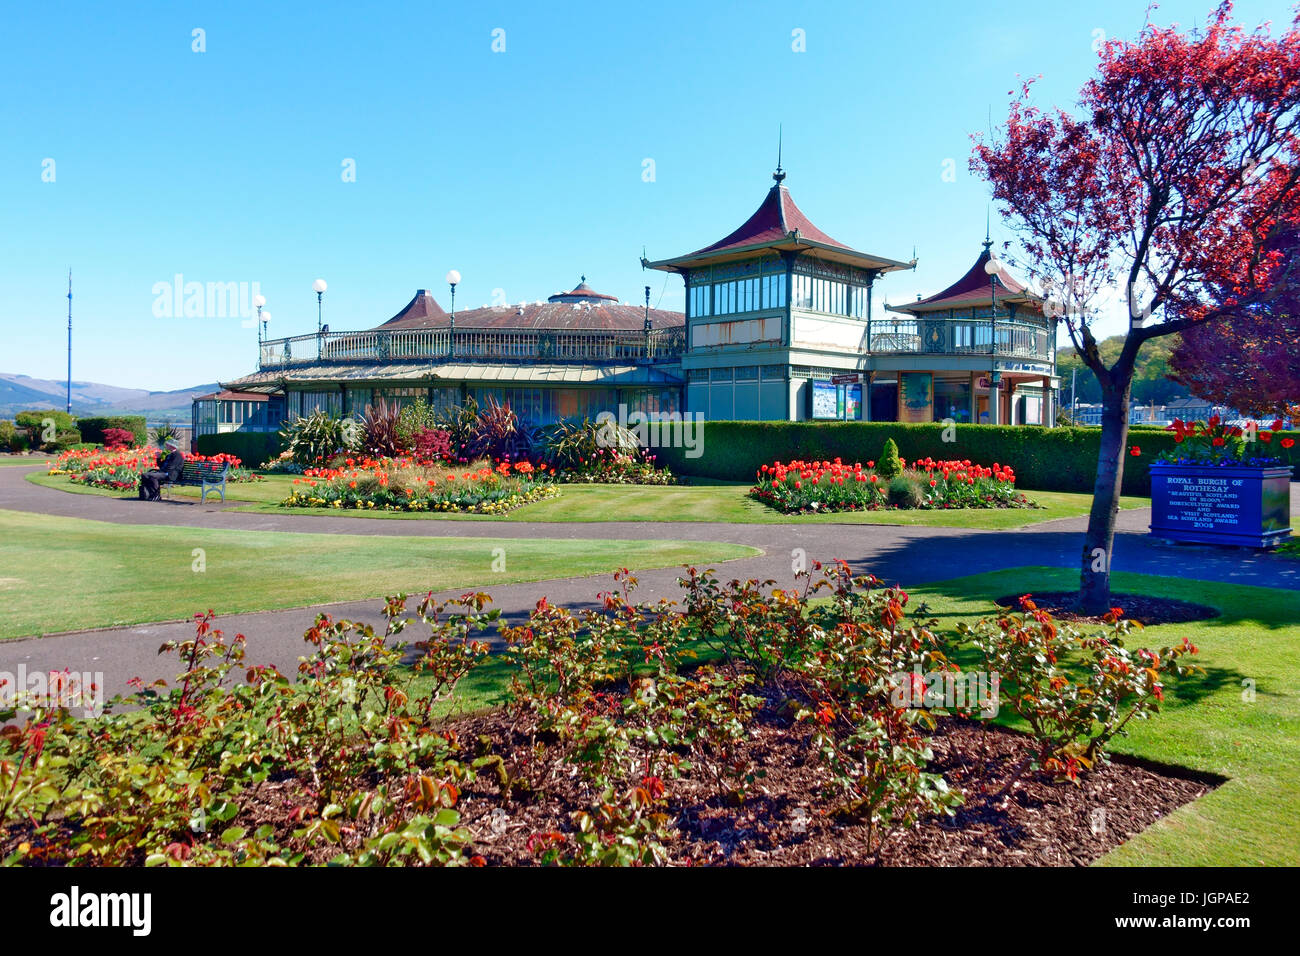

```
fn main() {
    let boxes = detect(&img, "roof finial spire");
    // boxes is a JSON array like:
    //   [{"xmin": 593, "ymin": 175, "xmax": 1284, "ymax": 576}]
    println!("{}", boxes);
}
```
[
  {"xmin": 983, "ymin": 205, "xmax": 993, "ymax": 251},
  {"xmin": 773, "ymin": 124, "xmax": 786, "ymax": 184}
]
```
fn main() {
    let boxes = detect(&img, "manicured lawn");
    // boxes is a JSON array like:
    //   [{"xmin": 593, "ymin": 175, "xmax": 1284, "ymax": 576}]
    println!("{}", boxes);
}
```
[
  {"xmin": 490, "ymin": 483, "xmax": 1149, "ymax": 528},
  {"xmin": 0, "ymin": 508, "xmax": 759, "ymax": 640},
  {"xmin": 0, "ymin": 456, "xmax": 44, "ymax": 466},
  {"xmin": 28, "ymin": 471, "xmax": 1150, "ymax": 529}
]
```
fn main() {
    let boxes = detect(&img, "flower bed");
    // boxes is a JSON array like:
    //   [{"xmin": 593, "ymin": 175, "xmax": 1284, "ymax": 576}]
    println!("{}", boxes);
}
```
[
  {"xmin": 0, "ymin": 565, "xmax": 1203, "ymax": 867},
  {"xmin": 554, "ymin": 448, "xmax": 676, "ymax": 485},
  {"xmin": 750, "ymin": 456, "xmax": 1031, "ymax": 513},
  {"xmin": 281, "ymin": 456, "xmax": 557, "ymax": 514},
  {"xmin": 1147, "ymin": 417, "xmax": 1293, "ymax": 548},
  {"xmin": 1155, "ymin": 415, "xmax": 1294, "ymax": 467},
  {"xmin": 47, "ymin": 447, "xmax": 261, "ymax": 490}
]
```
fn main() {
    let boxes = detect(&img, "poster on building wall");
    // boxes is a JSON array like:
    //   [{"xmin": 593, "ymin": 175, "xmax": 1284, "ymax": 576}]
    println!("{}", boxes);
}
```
[
  {"xmin": 845, "ymin": 384, "xmax": 862, "ymax": 420},
  {"xmin": 811, "ymin": 381, "xmax": 864, "ymax": 420},
  {"xmin": 899, "ymin": 372, "xmax": 934, "ymax": 423},
  {"xmin": 811, "ymin": 380, "xmax": 839, "ymax": 419}
]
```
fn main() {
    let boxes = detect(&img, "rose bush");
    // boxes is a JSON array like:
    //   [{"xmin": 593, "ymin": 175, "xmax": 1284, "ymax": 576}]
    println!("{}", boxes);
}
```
[
  {"xmin": 1, "ymin": 566, "xmax": 1201, "ymax": 867},
  {"xmin": 961, "ymin": 595, "xmax": 1201, "ymax": 789}
]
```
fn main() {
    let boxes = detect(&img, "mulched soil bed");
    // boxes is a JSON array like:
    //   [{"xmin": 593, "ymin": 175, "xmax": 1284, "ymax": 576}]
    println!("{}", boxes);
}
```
[
  {"xmin": 995, "ymin": 592, "xmax": 1219, "ymax": 627},
  {"xmin": 442, "ymin": 709, "xmax": 1213, "ymax": 867},
  {"xmin": 8, "ymin": 693, "xmax": 1215, "ymax": 868}
]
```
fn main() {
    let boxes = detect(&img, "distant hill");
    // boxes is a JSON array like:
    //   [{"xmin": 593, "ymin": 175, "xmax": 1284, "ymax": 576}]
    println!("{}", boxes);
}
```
[
  {"xmin": 1056, "ymin": 334, "xmax": 1184, "ymax": 406},
  {"xmin": 0, "ymin": 373, "xmax": 218, "ymax": 421}
]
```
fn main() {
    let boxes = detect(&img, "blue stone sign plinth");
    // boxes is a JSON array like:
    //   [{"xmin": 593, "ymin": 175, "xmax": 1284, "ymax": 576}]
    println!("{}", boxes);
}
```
[{"xmin": 1149, "ymin": 463, "xmax": 1292, "ymax": 548}]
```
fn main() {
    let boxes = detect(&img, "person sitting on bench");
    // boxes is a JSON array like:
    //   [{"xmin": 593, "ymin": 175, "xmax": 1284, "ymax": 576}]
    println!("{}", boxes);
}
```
[{"xmin": 139, "ymin": 439, "xmax": 185, "ymax": 501}]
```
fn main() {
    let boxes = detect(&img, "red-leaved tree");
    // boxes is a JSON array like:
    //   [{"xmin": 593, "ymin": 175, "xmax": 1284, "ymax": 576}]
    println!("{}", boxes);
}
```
[
  {"xmin": 1169, "ymin": 226, "xmax": 1300, "ymax": 416},
  {"xmin": 973, "ymin": 3, "xmax": 1300, "ymax": 612}
]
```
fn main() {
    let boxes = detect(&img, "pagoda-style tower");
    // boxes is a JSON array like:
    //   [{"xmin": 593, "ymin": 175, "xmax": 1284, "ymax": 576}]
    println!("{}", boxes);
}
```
[
  {"xmin": 885, "ymin": 240, "xmax": 1056, "ymax": 426},
  {"xmin": 644, "ymin": 167, "xmax": 914, "ymax": 421}
]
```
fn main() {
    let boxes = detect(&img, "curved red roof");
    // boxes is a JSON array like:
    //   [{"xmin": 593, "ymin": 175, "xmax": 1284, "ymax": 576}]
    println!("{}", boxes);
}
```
[
  {"xmin": 892, "ymin": 246, "xmax": 1040, "ymax": 314},
  {"xmin": 377, "ymin": 289, "xmax": 448, "ymax": 327},
  {"xmin": 687, "ymin": 184, "xmax": 851, "ymax": 257},
  {"xmin": 547, "ymin": 280, "xmax": 619, "ymax": 303},
  {"xmin": 645, "ymin": 175, "xmax": 914, "ymax": 274}
]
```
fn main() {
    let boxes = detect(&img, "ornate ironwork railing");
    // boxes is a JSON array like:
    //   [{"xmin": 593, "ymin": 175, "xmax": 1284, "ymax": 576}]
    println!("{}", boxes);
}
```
[
  {"xmin": 869, "ymin": 318, "xmax": 1052, "ymax": 362},
  {"xmin": 259, "ymin": 325, "xmax": 687, "ymax": 370}
]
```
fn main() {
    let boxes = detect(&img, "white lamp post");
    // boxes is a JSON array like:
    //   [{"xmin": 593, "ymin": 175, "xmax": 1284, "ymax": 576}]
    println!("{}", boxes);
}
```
[
  {"xmin": 985, "ymin": 254, "xmax": 1001, "ymax": 425},
  {"xmin": 445, "ymin": 270, "xmax": 460, "ymax": 358},
  {"xmin": 445, "ymin": 270, "xmax": 460, "ymax": 316},
  {"xmin": 312, "ymin": 279, "xmax": 327, "ymax": 333},
  {"xmin": 254, "ymin": 294, "xmax": 267, "ymax": 346}
]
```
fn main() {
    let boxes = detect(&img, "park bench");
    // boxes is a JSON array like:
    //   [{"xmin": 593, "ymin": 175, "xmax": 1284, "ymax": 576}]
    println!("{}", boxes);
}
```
[{"xmin": 159, "ymin": 459, "xmax": 230, "ymax": 503}]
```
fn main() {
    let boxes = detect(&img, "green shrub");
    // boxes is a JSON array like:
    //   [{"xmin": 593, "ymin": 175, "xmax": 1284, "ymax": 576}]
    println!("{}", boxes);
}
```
[
  {"xmin": 0, "ymin": 421, "xmax": 27, "ymax": 452},
  {"xmin": 76, "ymin": 416, "xmax": 147, "ymax": 446},
  {"xmin": 654, "ymin": 421, "xmax": 1300, "ymax": 495},
  {"xmin": 49, "ymin": 429, "xmax": 83, "ymax": 452},
  {"xmin": 196, "ymin": 431, "xmax": 285, "ymax": 466},
  {"xmin": 14, "ymin": 409, "xmax": 74, "ymax": 432},
  {"xmin": 877, "ymin": 438, "xmax": 904, "ymax": 479},
  {"xmin": 14, "ymin": 409, "xmax": 76, "ymax": 451},
  {"xmin": 886, "ymin": 476, "xmax": 922, "ymax": 508},
  {"xmin": 397, "ymin": 397, "xmax": 439, "ymax": 447}
]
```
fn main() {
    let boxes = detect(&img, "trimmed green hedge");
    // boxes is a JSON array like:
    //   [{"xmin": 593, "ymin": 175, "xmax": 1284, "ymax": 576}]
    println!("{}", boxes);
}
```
[
  {"xmin": 76, "ymin": 416, "xmax": 147, "ymax": 446},
  {"xmin": 12, "ymin": 410, "xmax": 78, "ymax": 452},
  {"xmin": 656, "ymin": 421, "xmax": 1300, "ymax": 495},
  {"xmin": 195, "ymin": 431, "xmax": 284, "ymax": 467}
]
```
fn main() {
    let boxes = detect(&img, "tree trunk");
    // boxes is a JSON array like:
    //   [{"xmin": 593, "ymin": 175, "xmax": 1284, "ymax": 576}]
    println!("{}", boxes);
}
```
[{"xmin": 1079, "ymin": 373, "xmax": 1134, "ymax": 614}]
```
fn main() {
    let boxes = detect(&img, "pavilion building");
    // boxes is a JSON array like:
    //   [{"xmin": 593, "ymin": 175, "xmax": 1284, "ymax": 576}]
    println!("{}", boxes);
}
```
[
  {"xmin": 206, "ymin": 165, "xmax": 1058, "ymax": 439},
  {"xmin": 642, "ymin": 166, "xmax": 914, "ymax": 420},
  {"xmin": 217, "ymin": 279, "xmax": 686, "ymax": 427},
  {"xmin": 880, "ymin": 239, "xmax": 1057, "ymax": 425}
]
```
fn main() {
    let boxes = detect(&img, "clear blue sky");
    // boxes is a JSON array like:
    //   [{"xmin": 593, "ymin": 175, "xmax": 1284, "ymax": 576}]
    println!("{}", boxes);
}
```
[{"xmin": 1, "ymin": 0, "xmax": 1292, "ymax": 390}]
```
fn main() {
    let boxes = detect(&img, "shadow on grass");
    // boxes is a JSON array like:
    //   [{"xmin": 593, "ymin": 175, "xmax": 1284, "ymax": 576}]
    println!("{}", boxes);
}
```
[{"xmin": 1164, "ymin": 663, "xmax": 1250, "ymax": 708}]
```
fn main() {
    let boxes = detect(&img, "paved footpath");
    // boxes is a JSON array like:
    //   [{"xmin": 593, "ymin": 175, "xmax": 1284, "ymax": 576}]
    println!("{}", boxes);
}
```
[{"xmin": 2, "ymin": 464, "xmax": 1296, "ymax": 699}]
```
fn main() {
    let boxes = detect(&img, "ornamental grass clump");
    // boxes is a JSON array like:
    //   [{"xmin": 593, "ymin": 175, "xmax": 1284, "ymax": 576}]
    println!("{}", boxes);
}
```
[
  {"xmin": 887, "ymin": 476, "xmax": 923, "ymax": 508},
  {"xmin": 541, "ymin": 417, "xmax": 677, "ymax": 485},
  {"xmin": 280, "ymin": 410, "xmax": 361, "ymax": 465}
]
